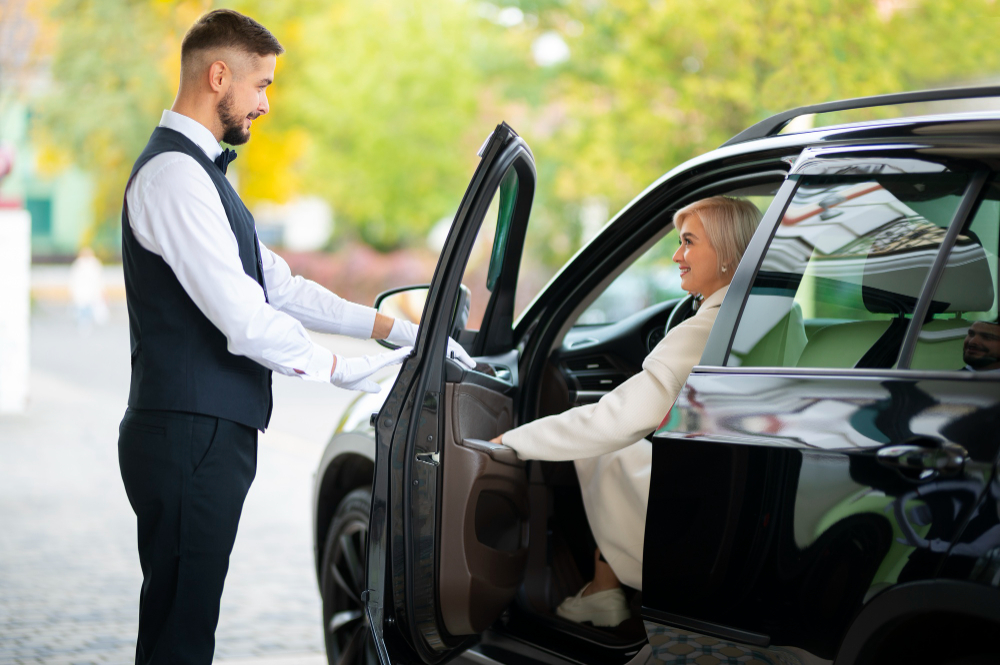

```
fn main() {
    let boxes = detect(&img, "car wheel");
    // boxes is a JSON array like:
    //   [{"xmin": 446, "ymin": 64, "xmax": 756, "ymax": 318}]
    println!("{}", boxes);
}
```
[{"xmin": 321, "ymin": 487, "xmax": 377, "ymax": 665}]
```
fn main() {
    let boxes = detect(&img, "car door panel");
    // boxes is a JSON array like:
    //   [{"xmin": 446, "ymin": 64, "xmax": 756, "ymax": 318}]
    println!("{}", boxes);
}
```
[
  {"xmin": 648, "ymin": 371, "xmax": 1000, "ymax": 655},
  {"xmin": 440, "ymin": 382, "xmax": 528, "ymax": 636},
  {"xmin": 368, "ymin": 123, "xmax": 535, "ymax": 664}
]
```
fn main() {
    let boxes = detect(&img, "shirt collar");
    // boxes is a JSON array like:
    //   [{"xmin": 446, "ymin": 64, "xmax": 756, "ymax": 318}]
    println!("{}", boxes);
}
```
[
  {"xmin": 159, "ymin": 110, "xmax": 223, "ymax": 161},
  {"xmin": 701, "ymin": 284, "xmax": 729, "ymax": 310}
]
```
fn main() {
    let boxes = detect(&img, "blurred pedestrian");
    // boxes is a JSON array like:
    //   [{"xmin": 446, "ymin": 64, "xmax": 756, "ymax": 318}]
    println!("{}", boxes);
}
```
[
  {"xmin": 116, "ymin": 10, "xmax": 475, "ymax": 665},
  {"xmin": 69, "ymin": 246, "xmax": 108, "ymax": 330}
]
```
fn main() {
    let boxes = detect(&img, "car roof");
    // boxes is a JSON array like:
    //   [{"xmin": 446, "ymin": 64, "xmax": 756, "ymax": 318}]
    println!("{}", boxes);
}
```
[
  {"xmin": 515, "ymin": 97, "xmax": 1000, "ymax": 330},
  {"xmin": 620, "ymin": 108, "xmax": 1000, "ymax": 230}
]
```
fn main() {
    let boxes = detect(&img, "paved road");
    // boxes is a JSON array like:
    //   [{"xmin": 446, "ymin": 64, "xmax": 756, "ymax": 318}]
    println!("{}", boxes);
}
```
[{"xmin": 0, "ymin": 304, "xmax": 391, "ymax": 664}]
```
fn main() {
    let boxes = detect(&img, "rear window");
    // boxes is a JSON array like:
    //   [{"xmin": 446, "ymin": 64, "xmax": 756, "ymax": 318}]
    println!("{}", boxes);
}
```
[
  {"xmin": 909, "ymin": 176, "xmax": 1000, "ymax": 372},
  {"xmin": 727, "ymin": 171, "xmax": 971, "ymax": 369}
]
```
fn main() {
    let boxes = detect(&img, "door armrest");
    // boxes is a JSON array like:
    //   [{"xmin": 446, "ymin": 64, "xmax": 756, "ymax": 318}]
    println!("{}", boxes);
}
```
[{"xmin": 462, "ymin": 438, "xmax": 524, "ymax": 467}]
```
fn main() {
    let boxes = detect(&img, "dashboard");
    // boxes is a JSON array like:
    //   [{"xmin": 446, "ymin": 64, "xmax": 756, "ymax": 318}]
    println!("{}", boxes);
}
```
[{"xmin": 551, "ymin": 298, "xmax": 683, "ymax": 406}]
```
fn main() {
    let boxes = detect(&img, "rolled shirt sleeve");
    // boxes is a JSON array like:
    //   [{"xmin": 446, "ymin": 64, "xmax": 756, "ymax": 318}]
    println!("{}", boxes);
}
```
[{"xmin": 127, "ymin": 153, "xmax": 334, "ymax": 382}]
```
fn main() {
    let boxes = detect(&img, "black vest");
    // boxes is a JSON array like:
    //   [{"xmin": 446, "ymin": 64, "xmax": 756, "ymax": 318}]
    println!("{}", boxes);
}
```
[{"xmin": 122, "ymin": 127, "xmax": 272, "ymax": 430}]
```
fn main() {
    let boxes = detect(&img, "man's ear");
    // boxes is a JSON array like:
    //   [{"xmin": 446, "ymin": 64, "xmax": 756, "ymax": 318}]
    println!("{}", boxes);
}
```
[{"xmin": 208, "ymin": 60, "xmax": 230, "ymax": 93}]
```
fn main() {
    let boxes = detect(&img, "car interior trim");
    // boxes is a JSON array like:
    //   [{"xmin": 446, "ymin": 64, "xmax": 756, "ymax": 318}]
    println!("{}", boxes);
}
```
[
  {"xmin": 640, "ymin": 607, "xmax": 770, "ymax": 647},
  {"xmin": 444, "ymin": 358, "xmax": 517, "ymax": 395}
]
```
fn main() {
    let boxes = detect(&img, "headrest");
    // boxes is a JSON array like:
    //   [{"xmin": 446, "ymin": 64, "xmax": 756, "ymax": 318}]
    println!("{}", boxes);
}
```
[{"xmin": 860, "ymin": 221, "xmax": 994, "ymax": 315}]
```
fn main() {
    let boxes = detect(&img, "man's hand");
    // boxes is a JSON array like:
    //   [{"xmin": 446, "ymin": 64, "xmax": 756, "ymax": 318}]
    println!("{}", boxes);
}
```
[
  {"xmin": 385, "ymin": 319, "xmax": 476, "ymax": 370},
  {"xmin": 490, "ymin": 433, "xmax": 505, "ymax": 445},
  {"xmin": 330, "ymin": 346, "xmax": 412, "ymax": 393}
]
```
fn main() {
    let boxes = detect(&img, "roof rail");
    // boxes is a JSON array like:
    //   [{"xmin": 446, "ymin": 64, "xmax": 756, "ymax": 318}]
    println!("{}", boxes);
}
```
[{"xmin": 721, "ymin": 85, "xmax": 1000, "ymax": 148}]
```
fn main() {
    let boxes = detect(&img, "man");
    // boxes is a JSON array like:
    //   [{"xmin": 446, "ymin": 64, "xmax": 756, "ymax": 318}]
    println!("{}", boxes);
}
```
[
  {"xmin": 962, "ymin": 320, "xmax": 1000, "ymax": 371},
  {"xmin": 117, "ymin": 10, "xmax": 473, "ymax": 664}
]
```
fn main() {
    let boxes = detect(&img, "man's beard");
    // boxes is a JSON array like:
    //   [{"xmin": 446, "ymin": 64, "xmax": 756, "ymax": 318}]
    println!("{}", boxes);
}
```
[
  {"xmin": 217, "ymin": 88, "xmax": 252, "ymax": 146},
  {"xmin": 964, "ymin": 345, "xmax": 1000, "ymax": 369}
]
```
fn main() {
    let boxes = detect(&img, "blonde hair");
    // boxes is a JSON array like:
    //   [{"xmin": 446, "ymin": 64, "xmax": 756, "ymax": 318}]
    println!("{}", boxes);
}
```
[{"xmin": 674, "ymin": 196, "xmax": 762, "ymax": 274}]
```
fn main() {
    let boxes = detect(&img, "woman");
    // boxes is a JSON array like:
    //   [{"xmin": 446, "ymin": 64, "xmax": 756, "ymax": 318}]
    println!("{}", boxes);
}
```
[{"xmin": 492, "ymin": 196, "xmax": 761, "ymax": 627}]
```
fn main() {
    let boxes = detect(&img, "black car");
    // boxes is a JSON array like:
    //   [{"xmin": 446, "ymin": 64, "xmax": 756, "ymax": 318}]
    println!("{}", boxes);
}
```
[{"xmin": 312, "ymin": 87, "xmax": 1000, "ymax": 665}]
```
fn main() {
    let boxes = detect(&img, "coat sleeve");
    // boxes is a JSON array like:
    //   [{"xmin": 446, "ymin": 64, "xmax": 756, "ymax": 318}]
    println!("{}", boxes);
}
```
[{"xmin": 502, "ymin": 309, "xmax": 717, "ymax": 461}]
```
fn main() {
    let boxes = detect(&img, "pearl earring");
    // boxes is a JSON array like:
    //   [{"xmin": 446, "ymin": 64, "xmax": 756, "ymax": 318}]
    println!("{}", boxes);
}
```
[{"xmin": 722, "ymin": 265, "xmax": 728, "ymax": 273}]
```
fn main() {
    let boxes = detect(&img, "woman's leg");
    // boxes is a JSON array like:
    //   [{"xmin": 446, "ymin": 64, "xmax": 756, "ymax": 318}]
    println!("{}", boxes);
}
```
[{"xmin": 583, "ymin": 548, "xmax": 622, "ymax": 596}]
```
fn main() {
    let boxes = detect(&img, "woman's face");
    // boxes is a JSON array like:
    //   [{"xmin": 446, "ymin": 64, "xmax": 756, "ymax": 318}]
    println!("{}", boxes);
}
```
[{"xmin": 672, "ymin": 213, "xmax": 731, "ymax": 297}]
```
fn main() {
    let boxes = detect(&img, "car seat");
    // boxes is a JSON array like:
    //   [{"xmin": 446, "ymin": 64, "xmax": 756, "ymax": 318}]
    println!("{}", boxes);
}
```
[{"xmin": 795, "ymin": 229, "xmax": 993, "ymax": 370}]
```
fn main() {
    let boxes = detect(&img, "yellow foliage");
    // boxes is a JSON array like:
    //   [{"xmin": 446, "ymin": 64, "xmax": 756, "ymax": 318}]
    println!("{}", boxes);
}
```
[
  {"xmin": 33, "ymin": 138, "xmax": 72, "ymax": 177},
  {"xmin": 238, "ymin": 122, "xmax": 309, "ymax": 205},
  {"xmin": 234, "ymin": 54, "xmax": 308, "ymax": 205}
]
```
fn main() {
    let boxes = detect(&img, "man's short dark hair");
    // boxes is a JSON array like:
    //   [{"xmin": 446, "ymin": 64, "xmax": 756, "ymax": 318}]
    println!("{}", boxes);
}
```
[{"xmin": 181, "ymin": 9, "xmax": 284, "ymax": 61}]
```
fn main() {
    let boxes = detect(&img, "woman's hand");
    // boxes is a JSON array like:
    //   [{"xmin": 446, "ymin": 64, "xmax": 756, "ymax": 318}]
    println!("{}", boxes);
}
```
[{"xmin": 490, "ymin": 433, "xmax": 505, "ymax": 445}]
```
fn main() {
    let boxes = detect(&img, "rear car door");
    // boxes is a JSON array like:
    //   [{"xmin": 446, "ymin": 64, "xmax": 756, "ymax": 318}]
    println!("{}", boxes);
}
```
[
  {"xmin": 366, "ymin": 123, "xmax": 536, "ymax": 665},
  {"xmin": 643, "ymin": 148, "xmax": 1000, "ymax": 662}
]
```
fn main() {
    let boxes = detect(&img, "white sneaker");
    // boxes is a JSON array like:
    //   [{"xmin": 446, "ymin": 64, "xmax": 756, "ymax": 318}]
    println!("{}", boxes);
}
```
[{"xmin": 555, "ymin": 584, "xmax": 630, "ymax": 627}]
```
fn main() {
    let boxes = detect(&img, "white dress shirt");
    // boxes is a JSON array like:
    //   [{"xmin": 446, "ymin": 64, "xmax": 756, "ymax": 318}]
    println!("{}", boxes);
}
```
[{"xmin": 126, "ymin": 110, "xmax": 376, "ymax": 382}]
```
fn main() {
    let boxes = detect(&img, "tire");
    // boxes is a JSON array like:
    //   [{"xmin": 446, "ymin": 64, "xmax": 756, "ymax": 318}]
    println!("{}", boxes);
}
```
[{"xmin": 321, "ymin": 487, "xmax": 378, "ymax": 665}]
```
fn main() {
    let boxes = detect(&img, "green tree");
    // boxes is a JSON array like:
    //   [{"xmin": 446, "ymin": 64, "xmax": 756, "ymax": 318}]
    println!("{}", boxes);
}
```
[
  {"xmin": 236, "ymin": 0, "xmax": 496, "ymax": 250},
  {"xmin": 491, "ymin": 0, "xmax": 1000, "ymax": 278},
  {"xmin": 33, "ymin": 0, "xmax": 203, "ymax": 251},
  {"xmin": 36, "ymin": 0, "xmax": 505, "ymax": 253},
  {"xmin": 31, "ymin": 0, "xmax": 1000, "ymax": 262},
  {"xmin": 521, "ymin": 0, "xmax": 1000, "ymax": 215}
]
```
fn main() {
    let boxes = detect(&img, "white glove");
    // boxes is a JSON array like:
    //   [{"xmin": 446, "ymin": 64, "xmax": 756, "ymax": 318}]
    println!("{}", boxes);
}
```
[
  {"xmin": 385, "ymin": 319, "xmax": 476, "ymax": 370},
  {"xmin": 330, "ymin": 346, "xmax": 412, "ymax": 393}
]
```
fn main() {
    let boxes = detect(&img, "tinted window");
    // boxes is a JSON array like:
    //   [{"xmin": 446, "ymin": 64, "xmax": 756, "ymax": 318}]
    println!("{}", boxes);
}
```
[
  {"xmin": 460, "ymin": 166, "xmax": 519, "ymax": 330},
  {"xmin": 910, "ymin": 178, "xmax": 1000, "ymax": 371},
  {"xmin": 728, "ymin": 172, "xmax": 970, "ymax": 369}
]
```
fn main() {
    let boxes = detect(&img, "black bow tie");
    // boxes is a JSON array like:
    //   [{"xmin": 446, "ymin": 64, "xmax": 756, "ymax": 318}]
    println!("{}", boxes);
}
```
[{"xmin": 215, "ymin": 148, "xmax": 237, "ymax": 174}]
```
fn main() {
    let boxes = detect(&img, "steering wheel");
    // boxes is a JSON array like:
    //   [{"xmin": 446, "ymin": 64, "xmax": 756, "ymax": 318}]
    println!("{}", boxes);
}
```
[{"xmin": 664, "ymin": 294, "xmax": 698, "ymax": 335}]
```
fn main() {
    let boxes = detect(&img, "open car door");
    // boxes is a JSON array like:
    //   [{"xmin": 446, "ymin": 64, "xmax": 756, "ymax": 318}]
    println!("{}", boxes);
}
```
[{"xmin": 366, "ymin": 123, "xmax": 536, "ymax": 665}]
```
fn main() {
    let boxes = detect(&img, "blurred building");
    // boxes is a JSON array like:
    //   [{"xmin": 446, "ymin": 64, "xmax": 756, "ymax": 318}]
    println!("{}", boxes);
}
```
[
  {"xmin": 1, "ymin": 0, "xmax": 96, "ymax": 262},
  {"xmin": 0, "ymin": 102, "xmax": 95, "ymax": 260},
  {"xmin": 253, "ymin": 196, "xmax": 334, "ymax": 251}
]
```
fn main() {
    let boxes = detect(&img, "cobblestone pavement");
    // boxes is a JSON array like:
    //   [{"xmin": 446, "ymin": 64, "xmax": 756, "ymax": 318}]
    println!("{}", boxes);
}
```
[{"xmin": 0, "ymin": 304, "xmax": 389, "ymax": 664}]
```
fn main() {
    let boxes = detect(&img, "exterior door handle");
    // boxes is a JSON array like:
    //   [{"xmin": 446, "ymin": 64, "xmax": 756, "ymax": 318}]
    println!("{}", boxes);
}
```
[{"xmin": 876, "ymin": 440, "xmax": 968, "ymax": 476}]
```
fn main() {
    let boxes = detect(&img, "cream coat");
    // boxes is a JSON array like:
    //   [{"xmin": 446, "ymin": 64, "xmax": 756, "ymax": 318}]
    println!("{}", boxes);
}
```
[{"xmin": 502, "ymin": 286, "xmax": 728, "ymax": 589}]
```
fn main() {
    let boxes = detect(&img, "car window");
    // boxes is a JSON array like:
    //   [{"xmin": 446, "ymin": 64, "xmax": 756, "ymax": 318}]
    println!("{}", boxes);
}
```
[
  {"xmin": 727, "ymin": 172, "xmax": 971, "ymax": 369},
  {"xmin": 460, "ymin": 165, "xmax": 518, "ymax": 330},
  {"xmin": 909, "ymin": 177, "xmax": 1000, "ymax": 372},
  {"xmin": 574, "ymin": 194, "xmax": 776, "ymax": 326},
  {"xmin": 576, "ymin": 229, "xmax": 685, "ymax": 325}
]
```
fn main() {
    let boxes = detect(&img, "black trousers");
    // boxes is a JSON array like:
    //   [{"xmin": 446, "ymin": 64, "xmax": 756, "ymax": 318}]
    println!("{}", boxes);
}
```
[{"xmin": 118, "ymin": 408, "xmax": 257, "ymax": 665}]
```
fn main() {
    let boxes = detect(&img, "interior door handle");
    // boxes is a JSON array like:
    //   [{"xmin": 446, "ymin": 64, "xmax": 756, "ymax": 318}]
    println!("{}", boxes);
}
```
[
  {"xmin": 462, "ymin": 438, "xmax": 524, "ymax": 467},
  {"xmin": 876, "ymin": 440, "xmax": 968, "ymax": 475}
]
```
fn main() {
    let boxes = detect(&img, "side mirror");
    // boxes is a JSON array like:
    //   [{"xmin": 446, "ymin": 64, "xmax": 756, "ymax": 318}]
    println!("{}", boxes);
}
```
[{"xmin": 374, "ymin": 284, "xmax": 472, "ymax": 349}]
